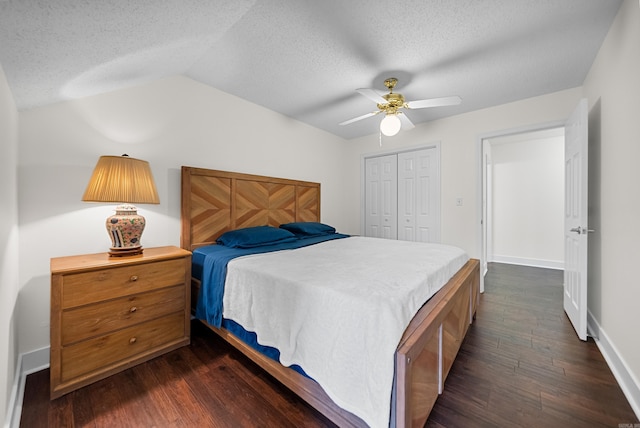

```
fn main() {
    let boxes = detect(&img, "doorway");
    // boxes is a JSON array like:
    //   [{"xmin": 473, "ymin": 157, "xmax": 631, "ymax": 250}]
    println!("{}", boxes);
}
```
[{"xmin": 479, "ymin": 124, "xmax": 565, "ymax": 291}]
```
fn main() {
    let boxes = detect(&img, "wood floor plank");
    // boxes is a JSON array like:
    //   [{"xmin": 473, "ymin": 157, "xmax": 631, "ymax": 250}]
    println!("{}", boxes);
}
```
[
  {"xmin": 47, "ymin": 395, "xmax": 73, "ymax": 428},
  {"xmin": 19, "ymin": 370, "xmax": 51, "ymax": 428},
  {"xmin": 20, "ymin": 263, "xmax": 638, "ymax": 427},
  {"xmin": 70, "ymin": 383, "xmax": 97, "ymax": 427},
  {"xmin": 187, "ymin": 329, "xmax": 311, "ymax": 427},
  {"xmin": 129, "ymin": 362, "xmax": 186, "ymax": 425},
  {"xmin": 146, "ymin": 351, "xmax": 250, "ymax": 427}
]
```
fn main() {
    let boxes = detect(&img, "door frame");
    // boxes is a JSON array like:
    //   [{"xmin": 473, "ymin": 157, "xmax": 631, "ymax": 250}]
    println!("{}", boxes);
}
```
[
  {"xmin": 360, "ymin": 142, "xmax": 441, "ymax": 238},
  {"xmin": 477, "ymin": 120, "xmax": 565, "ymax": 293}
]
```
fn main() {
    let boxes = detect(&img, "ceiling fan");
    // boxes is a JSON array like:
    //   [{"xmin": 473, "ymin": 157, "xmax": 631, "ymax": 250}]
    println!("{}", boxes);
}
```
[{"xmin": 339, "ymin": 77, "xmax": 462, "ymax": 136}]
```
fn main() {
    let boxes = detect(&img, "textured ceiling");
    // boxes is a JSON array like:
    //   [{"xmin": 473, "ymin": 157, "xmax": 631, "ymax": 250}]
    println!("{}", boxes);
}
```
[{"xmin": 0, "ymin": 0, "xmax": 622, "ymax": 139}]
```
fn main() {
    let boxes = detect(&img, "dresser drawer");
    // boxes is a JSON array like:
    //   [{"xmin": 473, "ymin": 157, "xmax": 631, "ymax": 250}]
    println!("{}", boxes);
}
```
[
  {"xmin": 61, "ymin": 285, "xmax": 185, "ymax": 345},
  {"xmin": 60, "ymin": 312, "xmax": 185, "ymax": 383},
  {"xmin": 61, "ymin": 258, "xmax": 185, "ymax": 309}
]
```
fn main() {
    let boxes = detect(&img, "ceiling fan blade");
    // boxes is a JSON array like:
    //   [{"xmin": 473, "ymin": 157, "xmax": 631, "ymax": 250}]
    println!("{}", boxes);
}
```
[
  {"xmin": 356, "ymin": 88, "xmax": 387, "ymax": 104},
  {"xmin": 398, "ymin": 112, "xmax": 415, "ymax": 130},
  {"xmin": 339, "ymin": 110, "xmax": 381, "ymax": 126},
  {"xmin": 406, "ymin": 96, "xmax": 462, "ymax": 109}
]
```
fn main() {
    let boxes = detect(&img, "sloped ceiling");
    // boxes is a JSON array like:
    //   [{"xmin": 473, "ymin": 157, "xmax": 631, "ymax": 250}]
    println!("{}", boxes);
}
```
[{"xmin": 0, "ymin": 0, "xmax": 622, "ymax": 139}]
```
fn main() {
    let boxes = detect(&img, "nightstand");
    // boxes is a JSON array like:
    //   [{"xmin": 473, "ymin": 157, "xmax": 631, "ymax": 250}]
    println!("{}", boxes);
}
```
[{"xmin": 50, "ymin": 246, "xmax": 191, "ymax": 399}]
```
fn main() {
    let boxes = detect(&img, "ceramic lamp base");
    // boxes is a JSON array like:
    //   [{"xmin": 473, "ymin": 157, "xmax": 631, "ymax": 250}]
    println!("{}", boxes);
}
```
[{"xmin": 106, "ymin": 204, "xmax": 146, "ymax": 257}]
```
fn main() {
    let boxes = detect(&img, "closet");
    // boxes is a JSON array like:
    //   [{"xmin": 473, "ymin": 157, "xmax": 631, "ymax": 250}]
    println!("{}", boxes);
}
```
[{"xmin": 364, "ymin": 146, "xmax": 440, "ymax": 243}]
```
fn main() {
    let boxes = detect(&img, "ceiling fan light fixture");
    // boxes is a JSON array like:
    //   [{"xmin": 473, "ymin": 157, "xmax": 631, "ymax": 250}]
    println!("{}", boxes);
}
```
[{"xmin": 380, "ymin": 114, "xmax": 401, "ymax": 136}]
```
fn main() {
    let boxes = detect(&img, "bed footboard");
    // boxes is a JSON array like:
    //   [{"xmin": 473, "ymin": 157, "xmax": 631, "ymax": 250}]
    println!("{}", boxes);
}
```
[{"xmin": 395, "ymin": 258, "xmax": 480, "ymax": 427}]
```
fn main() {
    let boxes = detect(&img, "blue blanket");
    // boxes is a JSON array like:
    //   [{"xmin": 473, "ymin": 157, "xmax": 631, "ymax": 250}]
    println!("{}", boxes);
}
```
[{"xmin": 193, "ymin": 233, "xmax": 349, "ymax": 328}]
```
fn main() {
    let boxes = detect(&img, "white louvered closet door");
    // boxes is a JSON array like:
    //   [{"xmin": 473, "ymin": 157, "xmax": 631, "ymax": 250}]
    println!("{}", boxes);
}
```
[
  {"xmin": 365, "ymin": 154, "xmax": 397, "ymax": 239},
  {"xmin": 364, "ymin": 147, "xmax": 440, "ymax": 243}
]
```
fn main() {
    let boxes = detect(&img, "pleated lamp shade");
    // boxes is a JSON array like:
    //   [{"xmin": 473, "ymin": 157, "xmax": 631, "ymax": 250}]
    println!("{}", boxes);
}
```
[
  {"xmin": 82, "ymin": 154, "xmax": 159, "ymax": 256},
  {"xmin": 82, "ymin": 155, "xmax": 159, "ymax": 204}
]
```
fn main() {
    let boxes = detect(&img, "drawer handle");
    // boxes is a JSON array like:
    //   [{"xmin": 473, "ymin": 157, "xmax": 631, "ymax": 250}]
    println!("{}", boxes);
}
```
[
  {"xmin": 129, "ymin": 306, "xmax": 137, "ymax": 313},
  {"xmin": 129, "ymin": 337, "xmax": 137, "ymax": 344},
  {"xmin": 129, "ymin": 275, "xmax": 139, "ymax": 282}
]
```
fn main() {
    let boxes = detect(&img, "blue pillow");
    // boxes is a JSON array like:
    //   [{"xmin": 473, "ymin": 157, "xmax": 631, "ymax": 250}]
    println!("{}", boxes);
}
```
[
  {"xmin": 216, "ymin": 226, "xmax": 297, "ymax": 248},
  {"xmin": 280, "ymin": 222, "xmax": 336, "ymax": 237}
]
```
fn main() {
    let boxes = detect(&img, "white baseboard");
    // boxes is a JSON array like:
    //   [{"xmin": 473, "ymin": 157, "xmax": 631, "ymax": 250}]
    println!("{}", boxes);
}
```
[
  {"xmin": 490, "ymin": 254, "xmax": 564, "ymax": 270},
  {"xmin": 588, "ymin": 311, "xmax": 640, "ymax": 420},
  {"xmin": 4, "ymin": 347, "xmax": 49, "ymax": 428}
]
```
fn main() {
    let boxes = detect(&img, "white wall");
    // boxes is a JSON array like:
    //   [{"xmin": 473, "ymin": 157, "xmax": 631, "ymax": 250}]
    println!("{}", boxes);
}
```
[
  {"xmin": 344, "ymin": 87, "xmax": 583, "ymax": 258},
  {"xmin": 582, "ymin": 0, "xmax": 640, "ymax": 412},
  {"xmin": 17, "ymin": 75, "xmax": 349, "ymax": 356},
  {"xmin": 0, "ymin": 64, "xmax": 19, "ymax": 426},
  {"xmin": 490, "ymin": 134, "xmax": 565, "ymax": 268}
]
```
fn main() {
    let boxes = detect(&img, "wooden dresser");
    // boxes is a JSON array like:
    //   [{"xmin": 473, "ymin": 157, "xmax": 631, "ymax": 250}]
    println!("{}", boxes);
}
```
[{"xmin": 50, "ymin": 246, "xmax": 191, "ymax": 399}]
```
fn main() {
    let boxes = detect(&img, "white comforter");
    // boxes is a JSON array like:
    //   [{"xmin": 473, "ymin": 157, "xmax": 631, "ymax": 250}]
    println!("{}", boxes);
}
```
[{"xmin": 222, "ymin": 236, "xmax": 469, "ymax": 428}]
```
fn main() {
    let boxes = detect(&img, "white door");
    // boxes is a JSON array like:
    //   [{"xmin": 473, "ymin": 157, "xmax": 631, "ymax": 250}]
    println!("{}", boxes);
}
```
[
  {"xmin": 564, "ymin": 99, "xmax": 589, "ymax": 341},
  {"xmin": 397, "ymin": 148, "xmax": 440, "ymax": 242},
  {"xmin": 365, "ymin": 154, "xmax": 397, "ymax": 239}
]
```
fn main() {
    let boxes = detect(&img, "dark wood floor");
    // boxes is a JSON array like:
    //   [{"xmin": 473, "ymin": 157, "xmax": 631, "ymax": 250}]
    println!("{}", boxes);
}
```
[
  {"xmin": 426, "ymin": 263, "xmax": 637, "ymax": 428},
  {"xmin": 21, "ymin": 263, "xmax": 638, "ymax": 427}
]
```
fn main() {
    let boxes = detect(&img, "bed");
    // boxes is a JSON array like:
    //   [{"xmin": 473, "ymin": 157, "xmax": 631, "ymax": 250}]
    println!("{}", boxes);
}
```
[{"xmin": 180, "ymin": 166, "xmax": 480, "ymax": 428}]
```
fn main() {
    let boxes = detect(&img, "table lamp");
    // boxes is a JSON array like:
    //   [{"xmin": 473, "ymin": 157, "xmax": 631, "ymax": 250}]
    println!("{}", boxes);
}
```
[{"xmin": 82, "ymin": 154, "xmax": 160, "ymax": 256}]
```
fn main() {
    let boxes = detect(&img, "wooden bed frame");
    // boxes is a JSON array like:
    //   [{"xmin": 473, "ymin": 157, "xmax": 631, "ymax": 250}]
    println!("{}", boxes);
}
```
[{"xmin": 180, "ymin": 166, "xmax": 480, "ymax": 427}]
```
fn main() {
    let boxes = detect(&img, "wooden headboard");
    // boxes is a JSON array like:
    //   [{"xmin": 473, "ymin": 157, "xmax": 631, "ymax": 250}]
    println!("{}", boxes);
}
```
[{"xmin": 180, "ymin": 167, "xmax": 321, "ymax": 252}]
